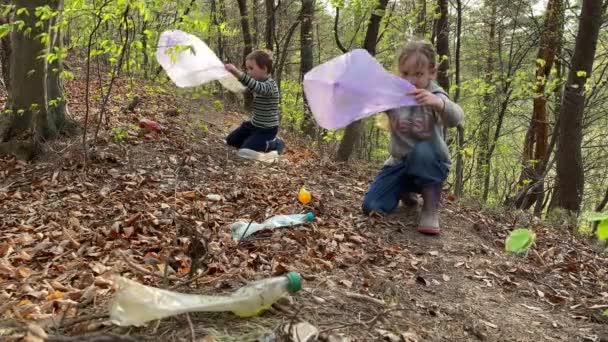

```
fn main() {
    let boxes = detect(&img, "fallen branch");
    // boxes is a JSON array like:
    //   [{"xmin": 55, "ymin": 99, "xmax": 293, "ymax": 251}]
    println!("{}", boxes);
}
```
[
  {"xmin": 120, "ymin": 251, "xmax": 182, "ymax": 281},
  {"xmin": 344, "ymin": 291, "xmax": 386, "ymax": 306}
]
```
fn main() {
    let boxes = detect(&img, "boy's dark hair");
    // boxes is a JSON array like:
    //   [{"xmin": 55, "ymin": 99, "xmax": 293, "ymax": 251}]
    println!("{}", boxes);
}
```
[{"xmin": 246, "ymin": 49, "xmax": 273, "ymax": 73}]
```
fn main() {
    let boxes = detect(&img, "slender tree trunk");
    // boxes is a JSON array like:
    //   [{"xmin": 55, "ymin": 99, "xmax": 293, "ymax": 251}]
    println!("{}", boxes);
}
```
[
  {"xmin": 453, "ymin": 0, "xmax": 464, "ymax": 198},
  {"xmin": 554, "ymin": 0, "xmax": 604, "ymax": 213},
  {"xmin": 252, "ymin": 0, "xmax": 260, "ymax": 48},
  {"xmin": 265, "ymin": 0, "xmax": 275, "ymax": 50},
  {"xmin": 300, "ymin": 0, "xmax": 315, "ymax": 136},
  {"xmin": 237, "ymin": 0, "xmax": 254, "ymax": 110},
  {"xmin": 435, "ymin": 0, "xmax": 449, "ymax": 139},
  {"xmin": 517, "ymin": 0, "xmax": 563, "ymax": 210},
  {"xmin": 477, "ymin": 0, "xmax": 497, "ymax": 201},
  {"xmin": 336, "ymin": 0, "xmax": 390, "ymax": 162},
  {"xmin": 415, "ymin": 0, "xmax": 427, "ymax": 37}
]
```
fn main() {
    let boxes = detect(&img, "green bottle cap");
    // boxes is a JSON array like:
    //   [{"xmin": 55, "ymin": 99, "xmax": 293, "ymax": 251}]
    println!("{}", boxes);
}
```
[
  {"xmin": 285, "ymin": 272, "xmax": 302, "ymax": 293},
  {"xmin": 305, "ymin": 212, "xmax": 314, "ymax": 221}
]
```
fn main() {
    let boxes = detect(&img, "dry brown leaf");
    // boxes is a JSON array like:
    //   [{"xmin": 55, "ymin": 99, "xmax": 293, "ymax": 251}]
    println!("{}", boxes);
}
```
[
  {"xmin": 45, "ymin": 290, "xmax": 65, "ymax": 301},
  {"xmin": 17, "ymin": 266, "xmax": 32, "ymax": 279}
]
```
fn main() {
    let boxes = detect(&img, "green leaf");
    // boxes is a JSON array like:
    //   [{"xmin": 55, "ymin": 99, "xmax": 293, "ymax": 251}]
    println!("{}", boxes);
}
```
[
  {"xmin": 596, "ymin": 220, "xmax": 608, "ymax": 241},
  {"xmin": 505, "ymin": 229, "xmax": 536, "ymax": 254},
  {"xmin": 576, "ymin": 70, "xmax": 587, "ymax": 78}
]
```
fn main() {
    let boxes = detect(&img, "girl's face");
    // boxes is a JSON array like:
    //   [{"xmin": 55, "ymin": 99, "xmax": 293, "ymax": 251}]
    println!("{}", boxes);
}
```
[
  {"xmin": 245, "ymin": 59, "xmax": 268, "ymax": 80},
  {"xmin": 398, "ymin": 54, "xmax": 436, "ymax": 89}
]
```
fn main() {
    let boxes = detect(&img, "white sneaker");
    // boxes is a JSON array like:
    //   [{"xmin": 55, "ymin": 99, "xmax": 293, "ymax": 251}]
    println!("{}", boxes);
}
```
[{"xmin": 237, "ymin": 149, "xmax": 279, "ymax": 163}]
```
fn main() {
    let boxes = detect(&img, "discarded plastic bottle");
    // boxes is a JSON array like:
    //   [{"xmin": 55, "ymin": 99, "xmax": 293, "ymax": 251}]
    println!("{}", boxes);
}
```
[
  {"xmin": 139, "ymin": 119, "xmax": 165, "ymax": 133},
  {"xmin": 230, "ymin": 212, "xmax": 314, "ymax": 241},
  {"xmin": 110, "ymin": 272, "xmax": 302, "ymax": 326}
]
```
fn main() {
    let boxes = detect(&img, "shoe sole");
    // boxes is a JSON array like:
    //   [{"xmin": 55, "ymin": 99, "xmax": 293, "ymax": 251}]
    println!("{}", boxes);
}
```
[
  {"xmin": 237, "ymin": 149, "xmax": 279, "ymax": 163},
  {"xmin": 418, "ymin": 226, "xmax": 441, "ymax": 235}
]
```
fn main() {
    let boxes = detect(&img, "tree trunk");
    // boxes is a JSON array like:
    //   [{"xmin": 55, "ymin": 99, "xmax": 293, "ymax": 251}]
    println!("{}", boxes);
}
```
[
  {"xmin": 252, "ymin": 0, "xmax": 260, "ymax": 48},
  {"xmin": 1, "ymin": 0, "xmax": 51, "ymax": 142},
  {"xmin": 336, "ymin": 0, "xmax": 390, "ymax": 162},
  {"xmin": 265, "ymin": 0, "xmax": 275, "ymax": 50},
  {"xmin": 435, "ymin": 0, "xmax": 449, "ymax": 139},
  {"xmin": 237, "ymin": 0, "xmax": 254, "ymax": 110},
  {"xmin": 300, "ymin": 0, "xmax": 315, "ymax": 136},
  {"xmin": 0, "ymin": 9, "xmax": 11, "ymax": 94},
  {"xmin": 415, "ymin": 0, "xmax": 426, "ymax": 37},
  {"xmin": 517, "ymin": 0, "xmax": 563, "ymax": 210},
  {"xmin": 476, "ymin": 0, "xmax": 497, "ymax": 201},
  {"xmin": 554, "ymin": 0, "xmax": 603, "ymax": 213},
  {"xmin": 453, "ymin": 0, "xmax": 464, "ymax": 198}
]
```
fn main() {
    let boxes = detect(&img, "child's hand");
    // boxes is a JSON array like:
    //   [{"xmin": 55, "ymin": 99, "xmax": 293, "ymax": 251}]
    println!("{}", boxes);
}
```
[
  {"xmin": 409, "ymin": 89, "xmax": 445, "ymax": 112},
  {"xmin": 225, "ymin": 64, "xmax": 242, "ymax": 77}
]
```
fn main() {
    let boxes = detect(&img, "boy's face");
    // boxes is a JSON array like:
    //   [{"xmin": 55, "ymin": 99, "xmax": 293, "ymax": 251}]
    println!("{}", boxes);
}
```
[
  {"xmin": 245, "ymin": 59, "xmax": 268, "ymax": 80},
  {"xmin": 399, "ymin": 54, "xmax": 436, "ymax": 89}
]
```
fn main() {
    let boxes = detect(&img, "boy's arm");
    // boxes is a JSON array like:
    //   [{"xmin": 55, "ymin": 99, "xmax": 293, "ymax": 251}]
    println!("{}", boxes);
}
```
[
  {"xmin": 436, "ymin": 94, "xmax": 464, "ymax": 128},
  {"xmin": 238, "ymin": 73, "xmax": 275, "ymax": 96}
]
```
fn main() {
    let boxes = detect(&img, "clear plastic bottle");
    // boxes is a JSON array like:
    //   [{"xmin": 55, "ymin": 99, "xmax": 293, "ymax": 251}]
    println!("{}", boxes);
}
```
[
  {"xmin": 230, "ymin": 212, "xmax": 314, "ymax": 241},
  {"xmin": 110, "ymin": 272, "xmax": 302, "ymax": 327}
]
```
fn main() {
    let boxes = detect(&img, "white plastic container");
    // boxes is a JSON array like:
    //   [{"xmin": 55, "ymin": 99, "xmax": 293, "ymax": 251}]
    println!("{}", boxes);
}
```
[
  {"xmin": 230, "ymin": 212, "xmax": 314, "ymax": 241},
  {"xmin": 110, "ymin": 272, "xmax": 302, "ymax": 326}
]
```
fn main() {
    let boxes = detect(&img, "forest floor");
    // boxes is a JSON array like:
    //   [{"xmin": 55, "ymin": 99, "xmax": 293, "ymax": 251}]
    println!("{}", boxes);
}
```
[{"xmin": 1, "ymin": 69, "xmax": 608, "ymax": 342}]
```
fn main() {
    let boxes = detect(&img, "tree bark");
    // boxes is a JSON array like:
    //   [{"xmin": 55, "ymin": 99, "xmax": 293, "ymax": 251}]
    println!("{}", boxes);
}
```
[
  {"xmin": 517, "ymin": 0, "xmax": 563, "ymax": 210},
  {"xmin": 237, "ymin": 0, "xmax": 254, "ymax": 110},
  {"xmin": 477, "ymin": 0, "xmax": 497, "ymax": 201},
  {"xmin": 414, "ymin": 0, "xmax": 426, "ymax": 37},
  {"xmin": 554, "ymin": 0, "xmax": 604, "ymax": 213},
  {"xmin": 1, "ymin": 0, "xmax": 51, "ymax": 142},
  {"xmin": 300, "ymin": 0, "xmax": 315, "ymax": 136},
  {"xmin": 336, "ymin": 0, "xmax": 390, "ymax": 162},
  {"xmin": 0, "ymin": 9, "xmax": 11, "ymax": 94},
  {"xmin": 453, "ymin": 0, "xmax": 464, "ymax": 198},
  {"xmin": 265, "ymin": 0, "xmax": 275, "ymax": 50}
]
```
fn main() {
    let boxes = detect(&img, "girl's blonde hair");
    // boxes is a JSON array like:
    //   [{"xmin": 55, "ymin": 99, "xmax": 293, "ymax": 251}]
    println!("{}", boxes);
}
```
[{"xmin": 397, "ymin": 39, "xmax": 437, "ymax": 69}]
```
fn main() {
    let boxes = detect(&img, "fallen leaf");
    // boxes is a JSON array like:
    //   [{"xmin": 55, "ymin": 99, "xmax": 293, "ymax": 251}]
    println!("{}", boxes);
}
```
[
  {"xmin": 520, "ymin": 303, "xmax": 543, "ymax": 311},
  {"xmin": 339, "ymin": 279, "xmax": 353, "ymax": 288},
  {"xmin": 17, "ymin": 266, "xmax": 32, "ymax": 279},
  {"xmin": 45, "ymin": 290, "xmax": 65, "ymax": 301},
  {"xmin": 442, "ymin": 274, "xmax": 451, "ymax": 282},
  {"xmin": 429, "ymin": 251, "xmax": 439, "ymax": 256},
  {"xmin": 180, "ymin": 191, "xmax": 196, "ymax": 200}
]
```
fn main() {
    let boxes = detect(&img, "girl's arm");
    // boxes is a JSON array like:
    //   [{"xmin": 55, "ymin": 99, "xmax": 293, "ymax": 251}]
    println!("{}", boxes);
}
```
[{"xmin": 435, "ymin": 93, "xmax": 464, "ymax": 127}]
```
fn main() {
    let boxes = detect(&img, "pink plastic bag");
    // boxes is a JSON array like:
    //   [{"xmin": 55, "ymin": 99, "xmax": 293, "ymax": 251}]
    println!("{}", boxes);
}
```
[{"xmin": 303, "ymin": 49, "xmax": 418, "ymax": 129}]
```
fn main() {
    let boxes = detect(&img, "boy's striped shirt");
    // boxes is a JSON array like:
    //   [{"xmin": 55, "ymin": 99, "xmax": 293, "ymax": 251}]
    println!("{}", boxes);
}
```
[{"xmin": 239, "ymin": 73, "xmax": 280, "ymax": 128}]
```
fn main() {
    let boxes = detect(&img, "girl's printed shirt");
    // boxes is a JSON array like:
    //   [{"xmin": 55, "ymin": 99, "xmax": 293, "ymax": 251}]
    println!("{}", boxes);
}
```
[{"xmin": 385, "ymin": 81, "xmax": 464, "ymax": 167}]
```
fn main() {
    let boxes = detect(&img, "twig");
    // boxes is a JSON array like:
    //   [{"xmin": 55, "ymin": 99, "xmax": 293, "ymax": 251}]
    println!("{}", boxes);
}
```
[
  {"xmin": 235, "ymin": 218, "xmax": 255, "ymax": 247},
  {"xmin": 344, "ymin": 291, "xmax": 386, "ymax": 307},
  {"xmin": 185, "ymin": 313, "xmax": 195, "ymax": 341},
  {"xmin": 319, "ymin": 308, "xmax": 405, "ymax": 334},
  {"xmin": 169, "ymin": 269, "xmax": 212, "ymax": 290},
  {"xmin": 119, "ymin": 251, "xmax": 181, "ymax": 281}
]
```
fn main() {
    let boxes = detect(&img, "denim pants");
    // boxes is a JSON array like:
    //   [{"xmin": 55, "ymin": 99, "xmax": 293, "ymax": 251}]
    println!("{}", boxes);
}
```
[
  {"xmin": 226, "ymin": 121, "xmax": 283, "ymax": 152},
  {"xmin": 362, "ymin": 141, "xmax": 449, "ymax": 215}
]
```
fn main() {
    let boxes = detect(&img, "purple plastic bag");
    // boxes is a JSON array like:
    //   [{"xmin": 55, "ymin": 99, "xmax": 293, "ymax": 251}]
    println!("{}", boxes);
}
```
[{"xmin": 303, "ymin": 49, "xmax": 418, "ymax": 129}]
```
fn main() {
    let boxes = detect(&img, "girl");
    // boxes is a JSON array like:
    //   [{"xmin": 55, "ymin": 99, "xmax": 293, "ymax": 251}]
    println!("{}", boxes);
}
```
[
  {"xmin": 362, "ymin": 40, "xmax": 464, "ymax": 235},
  {"xmin": 225, "ymin": 49, "xmax": 284, "ymax": 161}
]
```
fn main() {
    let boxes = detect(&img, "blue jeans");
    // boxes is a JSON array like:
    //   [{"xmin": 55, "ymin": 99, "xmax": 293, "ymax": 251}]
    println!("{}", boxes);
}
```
[
  {"xmin": 226, "ymin": 121, "xmax": 284, "ymax": 153},
  {"xmin": 362, "ymin": 141, "xmax": 448, "ymax": 215}
]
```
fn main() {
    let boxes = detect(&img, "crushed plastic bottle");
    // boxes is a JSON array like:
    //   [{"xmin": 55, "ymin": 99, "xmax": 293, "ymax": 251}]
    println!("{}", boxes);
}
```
[
  {"xmin": 110, "ymin": 272, "xmax": 302, "ymax": 327},
  {"xmin": 230, "ymin": 212, "xmax": 314, "ymax": 241}
]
